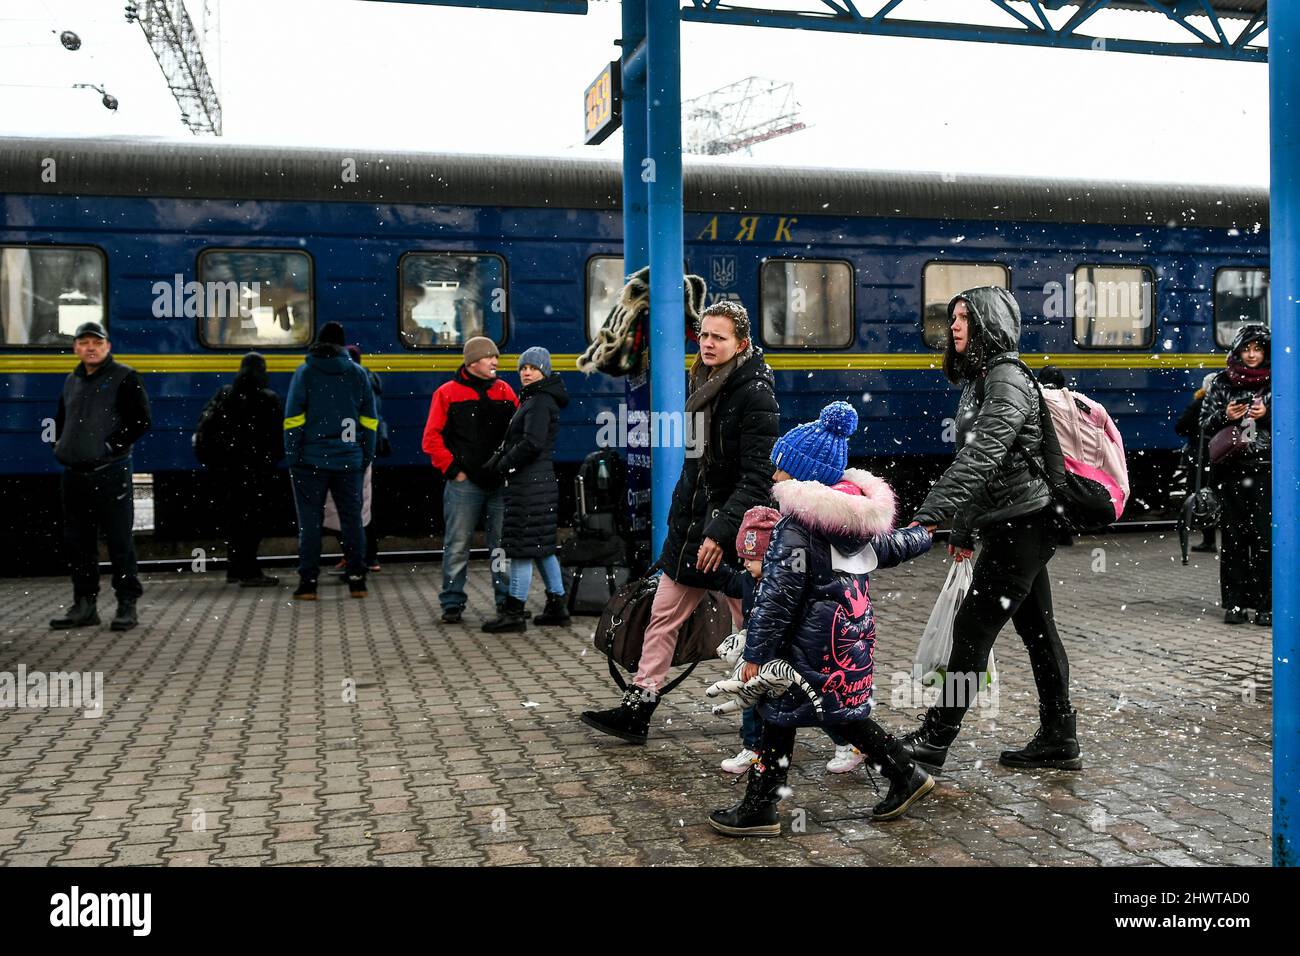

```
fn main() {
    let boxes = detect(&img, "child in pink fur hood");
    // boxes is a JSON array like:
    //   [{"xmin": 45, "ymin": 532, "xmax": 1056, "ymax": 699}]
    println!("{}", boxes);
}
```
[{"xmin": 708, "ymin": 401, "xmax": 938, "ymax": 837}]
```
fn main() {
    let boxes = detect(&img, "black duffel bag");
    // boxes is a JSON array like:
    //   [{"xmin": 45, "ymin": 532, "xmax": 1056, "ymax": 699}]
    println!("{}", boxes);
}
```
[{"xmin": 592, "ymin": 567, "xmax": 735, "ymax": 697}]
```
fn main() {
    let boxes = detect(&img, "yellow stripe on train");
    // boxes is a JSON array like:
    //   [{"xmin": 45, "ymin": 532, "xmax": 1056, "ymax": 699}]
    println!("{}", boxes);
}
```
[{"xmin": 0, "ymin": 352, "xmax": 1227, "ymax": 374}]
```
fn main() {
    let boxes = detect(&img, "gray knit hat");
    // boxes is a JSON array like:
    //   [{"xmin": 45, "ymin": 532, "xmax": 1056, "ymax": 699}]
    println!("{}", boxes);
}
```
[{"xmin": 518, "ymin": 346, "xmax": 552, "ymax": 377}]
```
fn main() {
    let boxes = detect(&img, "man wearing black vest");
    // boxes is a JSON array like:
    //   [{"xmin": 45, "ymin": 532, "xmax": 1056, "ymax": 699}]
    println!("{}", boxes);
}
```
[{"xmin": 49, "ymin": 322, "xmax": 152, "ymax": 632}]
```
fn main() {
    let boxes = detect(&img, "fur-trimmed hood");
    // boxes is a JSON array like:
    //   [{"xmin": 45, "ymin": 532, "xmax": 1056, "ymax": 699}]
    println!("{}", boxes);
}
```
[{"xmin": 771, "ymin": 467, "xmax": 897, "ymax": 547}]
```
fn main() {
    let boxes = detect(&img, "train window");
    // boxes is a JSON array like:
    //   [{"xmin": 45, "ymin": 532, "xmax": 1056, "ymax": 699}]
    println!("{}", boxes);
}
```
[
  {"xmin": 1214, "ymin": 268, "xmax": 1269, "ymax": 347},
  {"xmin": 1072, "ymin": 265, "xmax": 1155, "ymax": 349},
  {"xmin": 196, "ymin": 249, "xmax": 313, "ymax": 349},
  {"xmin": 0, "ymin": 246, "xmax": 105, "ymax": 347},
  {"xmin": 587, "ymin": 256, "xmax": 626, "ymax": 342},
  {"xmin": 759, "ymin": 259, "xmax": 853, "ymax": 349},
  {"xmin": 400, "ymin": 253, "xmax": 506, "ymax": 349},
  {"xmin": 921, "ymin": 262, "xmax": 1010, "ymax": 348}
]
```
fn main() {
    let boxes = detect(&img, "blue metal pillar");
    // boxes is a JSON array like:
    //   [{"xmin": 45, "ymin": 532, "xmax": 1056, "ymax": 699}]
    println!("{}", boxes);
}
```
[
  {"xmin": 1271, "ymin": 3, "xmax": 1299, "ymax": 869},
  {"xmin": 621, "ymin": 0, "xmax": 648, "ymax": 273},
  {"xmin": 644, "ymin": 0, "xmax": 685, "ymax": 560}
]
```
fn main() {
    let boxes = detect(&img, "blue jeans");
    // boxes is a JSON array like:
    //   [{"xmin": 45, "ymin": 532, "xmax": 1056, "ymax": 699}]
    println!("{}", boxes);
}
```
[
  {"xmin": 292, "ymin": 467, "xmax": 365, "ymax": 582},
  {"xmin": 508, "ymin": 554, "xmax": 564, "ymax": 602},
  {"xmin": 441, "ymin": 477, "xmax": 508, "ymax": 611}
]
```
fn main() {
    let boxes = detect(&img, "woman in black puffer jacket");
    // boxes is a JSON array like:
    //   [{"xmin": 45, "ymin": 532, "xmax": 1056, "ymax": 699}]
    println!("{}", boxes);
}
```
[
  {"xmin": 906, "ymin": 287, "xmax": 1080, "ymax": 774},
  {"xmin": 581, "ymin": 300, "xmax": 780, "ymax": 745},
  {"xmin": 482, "ymin": 347, "xmax": 570, "ymax": 633},
  {"xmin": 1200, "ymin": 324, "xmax": 1271, "ymax": 626}
]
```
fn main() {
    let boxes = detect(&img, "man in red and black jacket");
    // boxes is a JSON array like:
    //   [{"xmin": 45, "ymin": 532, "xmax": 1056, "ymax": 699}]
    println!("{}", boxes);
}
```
[{"xmin": 422, "ymin": 336, "xmax": 518, "ymax": 624}]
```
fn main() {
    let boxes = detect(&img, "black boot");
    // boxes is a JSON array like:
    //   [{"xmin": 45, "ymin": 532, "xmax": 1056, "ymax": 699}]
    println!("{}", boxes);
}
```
[
  {"xmin": 110, "ymin": 597, "xmax": 139, "ymax": 632},
  {"xmin": 899, "ymin": 709, "xmax": 963, "ymax": 771},
  {"xmin": 1000, "ymin": 706, "xmax": 1083, "ymax": 770},
  {"xmin": 49, "ymin": 596, "xmax": 99, "ymax": 630},
  {"xmin": 708, "ymin": 758, "xmax": 787, "ymax": 837},
  {"xmin": 482, "ymin": 596, "xmax": 528, "ymax": 633},
  {"xmin": 1224, "ymin": 606, "xmax": 1247, "ymax": 625},
  {"xmin": 347, "ymin": 574, "xmax": 368, "ymax": 599},
  {"xmin": 533, "ymin": 592, "xmax": 571, "ymax": 626},
  {"xmin": 580, "ymin": 686, "xmax": 659, "ymax": 744},
  {"xmin": 872, "ymin": 738, "xmax": 935, "ymax": 821}
]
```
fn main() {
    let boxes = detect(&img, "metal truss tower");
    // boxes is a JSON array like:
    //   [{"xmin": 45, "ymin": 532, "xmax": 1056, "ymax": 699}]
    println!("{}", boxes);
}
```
[
  {"xmin": 126, "ymin": 1, "xmax": 223, "ymax": 135},
  {"xmin": 683, "ymin": 77, "xmax": 806, "ymax": 155}
]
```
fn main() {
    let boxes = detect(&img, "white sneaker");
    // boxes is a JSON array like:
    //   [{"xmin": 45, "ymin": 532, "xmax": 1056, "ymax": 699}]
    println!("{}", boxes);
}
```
[
  {"xmin": 721, "ymin": 748, "xmax": 760, "ymax": 774},
  {"xmin": 826, "ymin": 744, "xmax": 865, "ymax": 774}
]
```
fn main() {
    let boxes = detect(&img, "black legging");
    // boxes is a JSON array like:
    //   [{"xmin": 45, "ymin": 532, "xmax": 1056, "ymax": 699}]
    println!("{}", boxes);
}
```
[
  {"xmin": 761, "ymin": 717, "xmax": 908, "ymax": 781},
  {"xmin": 1215, "ymin": 462, "xmax": 1271, "ymax": 612},
  {"xmin": 937, "ymin": 509, "xmax": 1071, "ymax": 725}
]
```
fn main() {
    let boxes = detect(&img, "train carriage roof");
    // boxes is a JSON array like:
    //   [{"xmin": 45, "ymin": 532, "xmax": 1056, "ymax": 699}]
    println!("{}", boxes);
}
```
[{"xmin": 0, "ymin": 136, "xmax": 1267, "ymax": 229}]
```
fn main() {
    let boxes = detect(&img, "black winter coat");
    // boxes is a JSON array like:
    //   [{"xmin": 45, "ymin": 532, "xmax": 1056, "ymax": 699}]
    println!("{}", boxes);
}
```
[
  {"xmin": 743, "ymin": 469, "xmax": 932, "ymax": 727},
  {"xmin": 659, "ymin": 350, "xmax": 780, "ymax": 588},
  {"xmin": 200, "ymin": 383, "xmax": 285, "ymax": 471},
  {"xmin": 494, "ymin": 374, "xmax": 569, "ymax": 559},
  {"xmin": 1200, "ymin": 325, "xmax": 1271, "ymax": 470},
  {"xmin": 912, "ymin": 287, "xmax": 1051, "ymax": 549}
]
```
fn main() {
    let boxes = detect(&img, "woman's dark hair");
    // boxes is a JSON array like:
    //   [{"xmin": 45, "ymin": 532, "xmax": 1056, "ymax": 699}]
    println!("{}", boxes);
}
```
[{"xmin": 940, "ymin": 296, "xmax": 987, "ymax": 384}]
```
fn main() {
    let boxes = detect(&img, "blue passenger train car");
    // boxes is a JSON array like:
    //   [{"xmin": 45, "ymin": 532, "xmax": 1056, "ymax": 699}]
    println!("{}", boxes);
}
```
[{"xmin": 0, "ymin": 138, "xmax": 1269, "ymax": 574}]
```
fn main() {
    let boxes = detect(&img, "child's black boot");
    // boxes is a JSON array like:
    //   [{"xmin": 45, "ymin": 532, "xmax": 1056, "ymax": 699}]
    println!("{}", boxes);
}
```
[{"xmin": 708, "ymin": 756, "xmax": 787, "ymax": 837}]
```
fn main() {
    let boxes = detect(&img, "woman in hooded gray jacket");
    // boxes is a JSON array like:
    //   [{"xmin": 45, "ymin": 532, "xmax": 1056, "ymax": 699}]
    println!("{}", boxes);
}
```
[{"xmin": 906, "ymin": 287, "xmax": 1081, "ymax": 773}]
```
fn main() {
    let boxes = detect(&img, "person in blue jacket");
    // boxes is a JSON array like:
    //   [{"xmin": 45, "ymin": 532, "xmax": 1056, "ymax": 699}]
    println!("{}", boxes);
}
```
[
  {"xmin": 708, "ymin": 402, "xmax": 936, "ymax": 836},
  {"xmin": 283, "ymin": 321, "xmax": 377, "ymax": 600}
]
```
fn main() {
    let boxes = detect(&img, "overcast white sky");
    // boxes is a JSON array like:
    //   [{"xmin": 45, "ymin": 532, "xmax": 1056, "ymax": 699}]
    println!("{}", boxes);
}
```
[{"xmin": 0, "ymin": 0, "xmax": 1269, "ymax": 185}]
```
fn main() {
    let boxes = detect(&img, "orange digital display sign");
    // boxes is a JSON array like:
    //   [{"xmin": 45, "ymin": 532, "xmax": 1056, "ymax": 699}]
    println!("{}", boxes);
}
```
[{"xmin": 584, "ymin": 61, "xmax": 621, "ymax": 145}]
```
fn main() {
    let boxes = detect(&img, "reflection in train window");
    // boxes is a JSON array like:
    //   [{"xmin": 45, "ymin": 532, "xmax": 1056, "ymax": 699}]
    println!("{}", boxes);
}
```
[
  {"xmin": 760, "ymin": 259, "xmax": 853, "ymax": 349},
  {"xmin": 401, "ymin": 253, "xmax": 506, "ymax": 349},
  {"xmin": 587, "ymin": 256, "xmax": 626, "ymax": 342},
  {"xmin": 196, "ymin": 249, "xmax": 313, "ymax": 349},
  {"xmin": 1072, "ymin": 264, "xmax": 1155, "ymax": 349},
  {"xmin": 0, "ymin": 245, "xmax": 106, "ymax": 348},
  {"xmin": 921, "ymin": 262, "xmax": 1009, "ymax": 349},
  {"xmin": 1215, "ymin": 268, "xmax": 1269, "ymax": 348}
]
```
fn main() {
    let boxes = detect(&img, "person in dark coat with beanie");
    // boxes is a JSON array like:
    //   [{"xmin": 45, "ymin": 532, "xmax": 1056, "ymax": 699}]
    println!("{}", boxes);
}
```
[
  {"xmin": 284, "ymin": 321, "xmax": 377, "ymax": 600},
  {"xmin": 706, "ymin": 402, "xmax": 936, "ymax": 836},
  {"xmin": 581, "ymin": 300, "xmax": 779, "ymax": 745},
  {"xmin": 906, "ymin": 287, "xmax": 1080, "ymax": 774},
  {"xmin": 1201, "ymin": 324, "xmax": 1271, "ymax": 625},
  {"xmin": 197, "ymin": 351, "xmax": 284, "ymax": 586},
  {"xmin": 482, "ymin": 346, "xmax": 571, "ymax": 632}
]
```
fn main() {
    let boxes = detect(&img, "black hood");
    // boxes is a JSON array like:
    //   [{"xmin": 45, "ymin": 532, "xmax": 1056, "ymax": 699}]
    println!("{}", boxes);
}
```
[
  {"xmin": 942, "ymin": 286, "xmax": 1022, "ymax": 383},
  {"xmin": 234, "ymin": 351, "xmax": 268, "ymax": 392},
  {"xmin": 522, "ymin": 372, "xmax": 570, "ymax": 408},
  {"xmin": 1229, "ymin": 324, "xmax": 1270, "ymax": 365}
]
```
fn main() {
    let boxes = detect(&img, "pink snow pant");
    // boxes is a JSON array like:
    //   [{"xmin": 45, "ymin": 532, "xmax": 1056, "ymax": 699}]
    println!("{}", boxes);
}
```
[{"xmin": 633, "ymin": 573, "xmax": 743, "ymax": 693}]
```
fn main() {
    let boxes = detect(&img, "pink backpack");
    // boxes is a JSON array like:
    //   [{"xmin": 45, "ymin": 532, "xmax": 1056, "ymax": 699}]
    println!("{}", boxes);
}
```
[{"xmin": 1039, "ymin": 386, "xmax": 1129, "ymax": 521}]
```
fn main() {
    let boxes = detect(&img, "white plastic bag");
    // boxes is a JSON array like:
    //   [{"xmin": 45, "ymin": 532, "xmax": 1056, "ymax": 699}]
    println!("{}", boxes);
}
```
[{"xmin": 913, "ymin": 558, "xmax": 973, "ymax": 686}]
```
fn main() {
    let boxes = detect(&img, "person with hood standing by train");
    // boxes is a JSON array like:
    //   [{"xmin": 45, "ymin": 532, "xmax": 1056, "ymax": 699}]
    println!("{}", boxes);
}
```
[
  {"xmin": 1200, "ymin": 324, "xmax": 1271, "ymax": 626},
  {"xmin": 581, "ymin": 300, "xmax": 780, "ymax": 745},
  {"xmin": 284, "ymin": 321, "xmax": 377, "ymax": 600},
  {"xmin": 905, "ymin": 288, "xmax": 1081, "ymax": 774},
  {"xmin": 197, "ymin": 351, "xmax": 284, "ymax": 586},
  {"xmin": 481, "ymin": 347, "xmax": 572, "ymax": 632}
]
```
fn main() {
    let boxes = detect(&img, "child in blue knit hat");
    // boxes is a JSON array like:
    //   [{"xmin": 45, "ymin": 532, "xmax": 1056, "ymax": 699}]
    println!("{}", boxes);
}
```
[{"xmin": 707, "ymin": 401, "xmax": 938, "ymax": 836}]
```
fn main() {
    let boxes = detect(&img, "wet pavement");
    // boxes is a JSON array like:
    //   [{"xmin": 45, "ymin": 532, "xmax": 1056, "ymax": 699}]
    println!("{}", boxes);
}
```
[{"xmin": 0, "ymin": 531, "xmax": 1272, "ymax": 866}]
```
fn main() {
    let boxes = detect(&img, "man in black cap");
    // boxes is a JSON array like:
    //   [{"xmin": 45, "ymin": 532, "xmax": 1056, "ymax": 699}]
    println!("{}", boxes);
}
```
[{"xmin": 49, "ymin": 321, "xmax": 152, "ymax": 631}]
